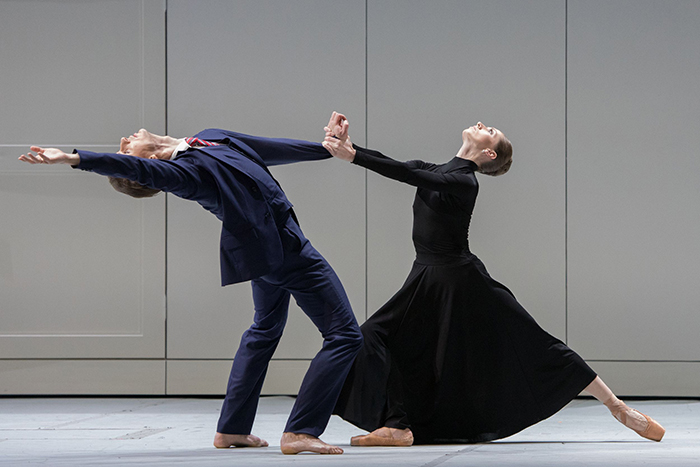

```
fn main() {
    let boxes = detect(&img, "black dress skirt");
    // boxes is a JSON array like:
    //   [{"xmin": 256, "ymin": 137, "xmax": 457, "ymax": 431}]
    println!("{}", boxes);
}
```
[{"xmin": 333, "ymin": 148, "xmax": 597, "ymax": 444}]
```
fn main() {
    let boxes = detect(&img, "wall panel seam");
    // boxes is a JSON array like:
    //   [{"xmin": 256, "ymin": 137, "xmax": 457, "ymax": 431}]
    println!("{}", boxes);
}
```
[
  {"xmin": 364, "ymin": 0, "xmax": 369, "ymax": 321},
  {"xmin": 164, "ymin": 0, "xmax": 169, "ymax": 394},
  {"xmin": 564, "ymin": 0, "xmax": 569, "ymax": 344}
]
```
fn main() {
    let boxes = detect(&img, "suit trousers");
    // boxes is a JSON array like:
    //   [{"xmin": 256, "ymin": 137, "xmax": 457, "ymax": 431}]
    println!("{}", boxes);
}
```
[{"xmin": 216, "ymin": 214, "xmax": 363, "ymax": 437}]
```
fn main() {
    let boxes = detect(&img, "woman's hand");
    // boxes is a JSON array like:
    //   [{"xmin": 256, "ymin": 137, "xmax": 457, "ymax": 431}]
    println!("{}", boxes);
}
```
[
  {"xmin": 322, "ymin": 111, "xmax": 356, "ymax": 161},
  {"xmin": 18, "ymin": 146, "xmax": 80, "ymax": 165},
  {"xmin": 323, "ymin": 133, "xmax": 356, "ymax": 162}
]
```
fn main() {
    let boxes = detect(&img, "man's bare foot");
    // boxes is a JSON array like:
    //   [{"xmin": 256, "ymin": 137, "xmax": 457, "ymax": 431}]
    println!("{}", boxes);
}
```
[
  {"xmin": 213, "ymin": 432, "xmax": 269, "ymax": 448},
  {"xmin": 351, "ymin": 426, "xmax": 414, "ymax": 446},
  {"xmin": 280, "ymin": 432, "xmax": 343, "ymax": 455}
]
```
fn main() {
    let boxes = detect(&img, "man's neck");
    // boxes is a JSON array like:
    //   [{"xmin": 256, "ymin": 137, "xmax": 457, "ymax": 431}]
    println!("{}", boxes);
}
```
[{"xmin": 155, "ymin": 135, "xmax": 183, "ymax": 159}]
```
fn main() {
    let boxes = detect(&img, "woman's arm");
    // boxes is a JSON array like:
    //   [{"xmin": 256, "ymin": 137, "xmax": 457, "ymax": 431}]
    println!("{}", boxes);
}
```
[
  {"xmin": 351, "ymin": 144, "xmax": 392, "ymax": 161},
  {"xmin": 351, "ymin": 145, "xmax": 475, "ymax": 195}
]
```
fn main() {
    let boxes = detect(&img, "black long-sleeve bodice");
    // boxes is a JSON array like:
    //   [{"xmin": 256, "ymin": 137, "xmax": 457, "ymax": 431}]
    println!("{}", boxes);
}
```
[{"xmin": 352, "ymin": 145, "xmax": 479, "ymax": 262}]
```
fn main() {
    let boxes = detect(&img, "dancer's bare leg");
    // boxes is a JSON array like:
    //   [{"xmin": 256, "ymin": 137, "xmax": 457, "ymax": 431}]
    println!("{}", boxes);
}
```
[
  {"xmin": 280, "ymin": 432, "xmax": 343, "ymax": 455},
  {"xmin": 351, "ymin": 426, "xmax": 414, "ymax": 446},
  {"xmin": 214, "ymin": 432, "xmax": 269, "ymax": 448},
  {"xmin": 584, "ymin": 376, "xmax": 665, "ymax": 441}
]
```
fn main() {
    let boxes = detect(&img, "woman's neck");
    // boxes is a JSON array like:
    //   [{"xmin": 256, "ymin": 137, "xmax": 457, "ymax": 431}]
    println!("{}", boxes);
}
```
[{"xmin": 456, "ymin": 142, "xmax": 482, "ymax": 167}]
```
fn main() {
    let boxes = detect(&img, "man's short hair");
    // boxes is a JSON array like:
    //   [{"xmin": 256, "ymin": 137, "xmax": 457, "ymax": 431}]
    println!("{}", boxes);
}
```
[{"xmin": 108, "ymin": 177, "xmax": 161, "ymax": 198}]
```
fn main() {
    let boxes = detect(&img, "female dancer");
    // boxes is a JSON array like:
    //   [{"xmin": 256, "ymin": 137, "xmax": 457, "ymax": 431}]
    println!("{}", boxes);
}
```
[{"xmin": 321, "ymin": 112, "xmax": 665, "ymax": 446}]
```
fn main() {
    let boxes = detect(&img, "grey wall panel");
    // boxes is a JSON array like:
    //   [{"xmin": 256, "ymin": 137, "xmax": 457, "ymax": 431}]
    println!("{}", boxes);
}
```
[
  {"xmin": 167, "ymin": 360, "xmax": 310, "ymax": 395},
  {"xmin": 166, "ymin": 0, "xmax": 366, "ymax": 140},
  {"xmin": 166, "ymin": 0, "xmax": 366, "ymax": 359},
  {"xmin": 1, "ymin": 159, "xmax": 145, "ymax": 338},
  {"xmin": 0, "ymin": 0, "xmax": 165, "ymax": 144},
  {"xmin": 588, "ymin": 361, "xmax": 700, "ymax": 397},
  {"xmin": 0, "ymin": 0, "xmax": 167, "ymax": 362},
  {"xmin": 0, "ymin": 360, "xmax": 165, "ymax": 395},
  {"xmin": 366, "ymin": 0, "xmax": 567, "ymax": 337},
  {"xmin": 567, "ymin": 1, "xmax": 700, "ymax": 360},
  {"xmin": 0, "ymin": 148, "xmax": 165, "ymax": 358}
]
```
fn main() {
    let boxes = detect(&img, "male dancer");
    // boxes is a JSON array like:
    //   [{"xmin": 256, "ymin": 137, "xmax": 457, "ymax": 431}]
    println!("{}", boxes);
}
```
[{"xmin": 19, "ymin": 128, "xmax": 363, "ymax": 455}]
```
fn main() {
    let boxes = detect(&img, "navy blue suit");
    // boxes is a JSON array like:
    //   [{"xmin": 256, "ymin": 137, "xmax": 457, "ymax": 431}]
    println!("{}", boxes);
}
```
[{"xmin": 74, "ymin": 129, "xmax": 362, "ymax": 437}]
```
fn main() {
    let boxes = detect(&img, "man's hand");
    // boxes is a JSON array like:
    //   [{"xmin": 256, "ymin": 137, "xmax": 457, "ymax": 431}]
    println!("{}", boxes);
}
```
[
  {"xmin": 322, "ymin": 111, "xmax": 356, "ymax": 162},
  {"xmin": 18, "ymin": 146, "xmax": 80, "ymax": 165}
]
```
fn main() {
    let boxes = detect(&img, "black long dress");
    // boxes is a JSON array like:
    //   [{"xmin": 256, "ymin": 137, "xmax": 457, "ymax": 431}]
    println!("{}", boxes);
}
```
[{"xmin": 334, "ymin": 146, "xmax": 597, "ymax": 444}]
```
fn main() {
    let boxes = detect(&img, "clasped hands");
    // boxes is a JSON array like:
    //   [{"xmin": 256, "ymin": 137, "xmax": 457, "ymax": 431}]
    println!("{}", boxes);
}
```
[{"xmin": 322, "ymin": 111, "xmax": 356, "ymax": 162}]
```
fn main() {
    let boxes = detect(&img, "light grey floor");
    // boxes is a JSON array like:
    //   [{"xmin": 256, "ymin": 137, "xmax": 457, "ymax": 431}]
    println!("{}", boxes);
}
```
[{"xmin": 0, "ymin": 397, "xmax": 697, "ymax": 466}]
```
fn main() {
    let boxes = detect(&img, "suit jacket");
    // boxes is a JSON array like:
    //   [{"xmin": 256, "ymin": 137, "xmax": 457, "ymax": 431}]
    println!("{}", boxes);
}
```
[{"xmin": 74, "ymin": 129, "xmax": 330, "ymax": 286}]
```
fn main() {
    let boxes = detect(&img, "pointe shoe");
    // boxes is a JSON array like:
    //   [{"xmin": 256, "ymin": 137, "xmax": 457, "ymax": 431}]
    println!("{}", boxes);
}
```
[
  {"xmin": 612, "ymin": 407, "xmax": 666, "ymax": 442},
  {"xmin": 350, "ymin": 427, "xmax": 414, "ymax": 446}
]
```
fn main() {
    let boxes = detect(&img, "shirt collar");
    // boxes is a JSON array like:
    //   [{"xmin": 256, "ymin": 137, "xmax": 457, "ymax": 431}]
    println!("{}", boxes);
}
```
[{"xmin": 170, "ymin": 139, "xmax": 190, "ymax": 159}]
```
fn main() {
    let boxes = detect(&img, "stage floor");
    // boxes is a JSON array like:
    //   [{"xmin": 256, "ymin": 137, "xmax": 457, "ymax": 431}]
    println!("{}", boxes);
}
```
[{"xmin": 0, "ymin": 396, "xmax": 697, "ymax": 466}]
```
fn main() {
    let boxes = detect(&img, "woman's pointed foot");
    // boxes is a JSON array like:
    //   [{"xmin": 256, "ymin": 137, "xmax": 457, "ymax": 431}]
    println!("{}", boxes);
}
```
[
  {"xmin": 350, "ymin": 427, "xmax": 414, "ymax": 446},
  {"xmin": 213, "ymin": 432, "xmax": 269, "ymax": 448},
  {"xmin": 606, "ymin": 400, "xmax": 665, "ymax": 442}
]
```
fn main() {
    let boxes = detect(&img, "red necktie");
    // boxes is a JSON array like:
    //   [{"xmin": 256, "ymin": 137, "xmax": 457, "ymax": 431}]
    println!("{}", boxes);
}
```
[{"xmin": 186, "ymin": 137, "xmax": 220, "ymax": 147}]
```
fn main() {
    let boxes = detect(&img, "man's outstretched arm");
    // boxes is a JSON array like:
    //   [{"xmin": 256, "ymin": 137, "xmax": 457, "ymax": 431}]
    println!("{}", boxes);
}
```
[
  {"xmin": 20, "ymin": 146, "xmax": 201, "ymax": 198},
  {"xmin": 196, "ymin": 129, "xmax": 332, "ymax": 166}
]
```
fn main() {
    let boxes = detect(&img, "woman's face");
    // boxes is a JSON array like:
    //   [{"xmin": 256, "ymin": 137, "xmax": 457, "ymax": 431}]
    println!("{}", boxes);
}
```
[{"xmin": 463, "ymin": 121, "xmax": 503, "ymax": 150}]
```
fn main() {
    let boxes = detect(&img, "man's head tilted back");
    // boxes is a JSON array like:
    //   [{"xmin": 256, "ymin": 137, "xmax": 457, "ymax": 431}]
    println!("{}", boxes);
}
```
[{"xmin": 110, "ymin": 129, "xmax": 176, "ymax": 198}]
